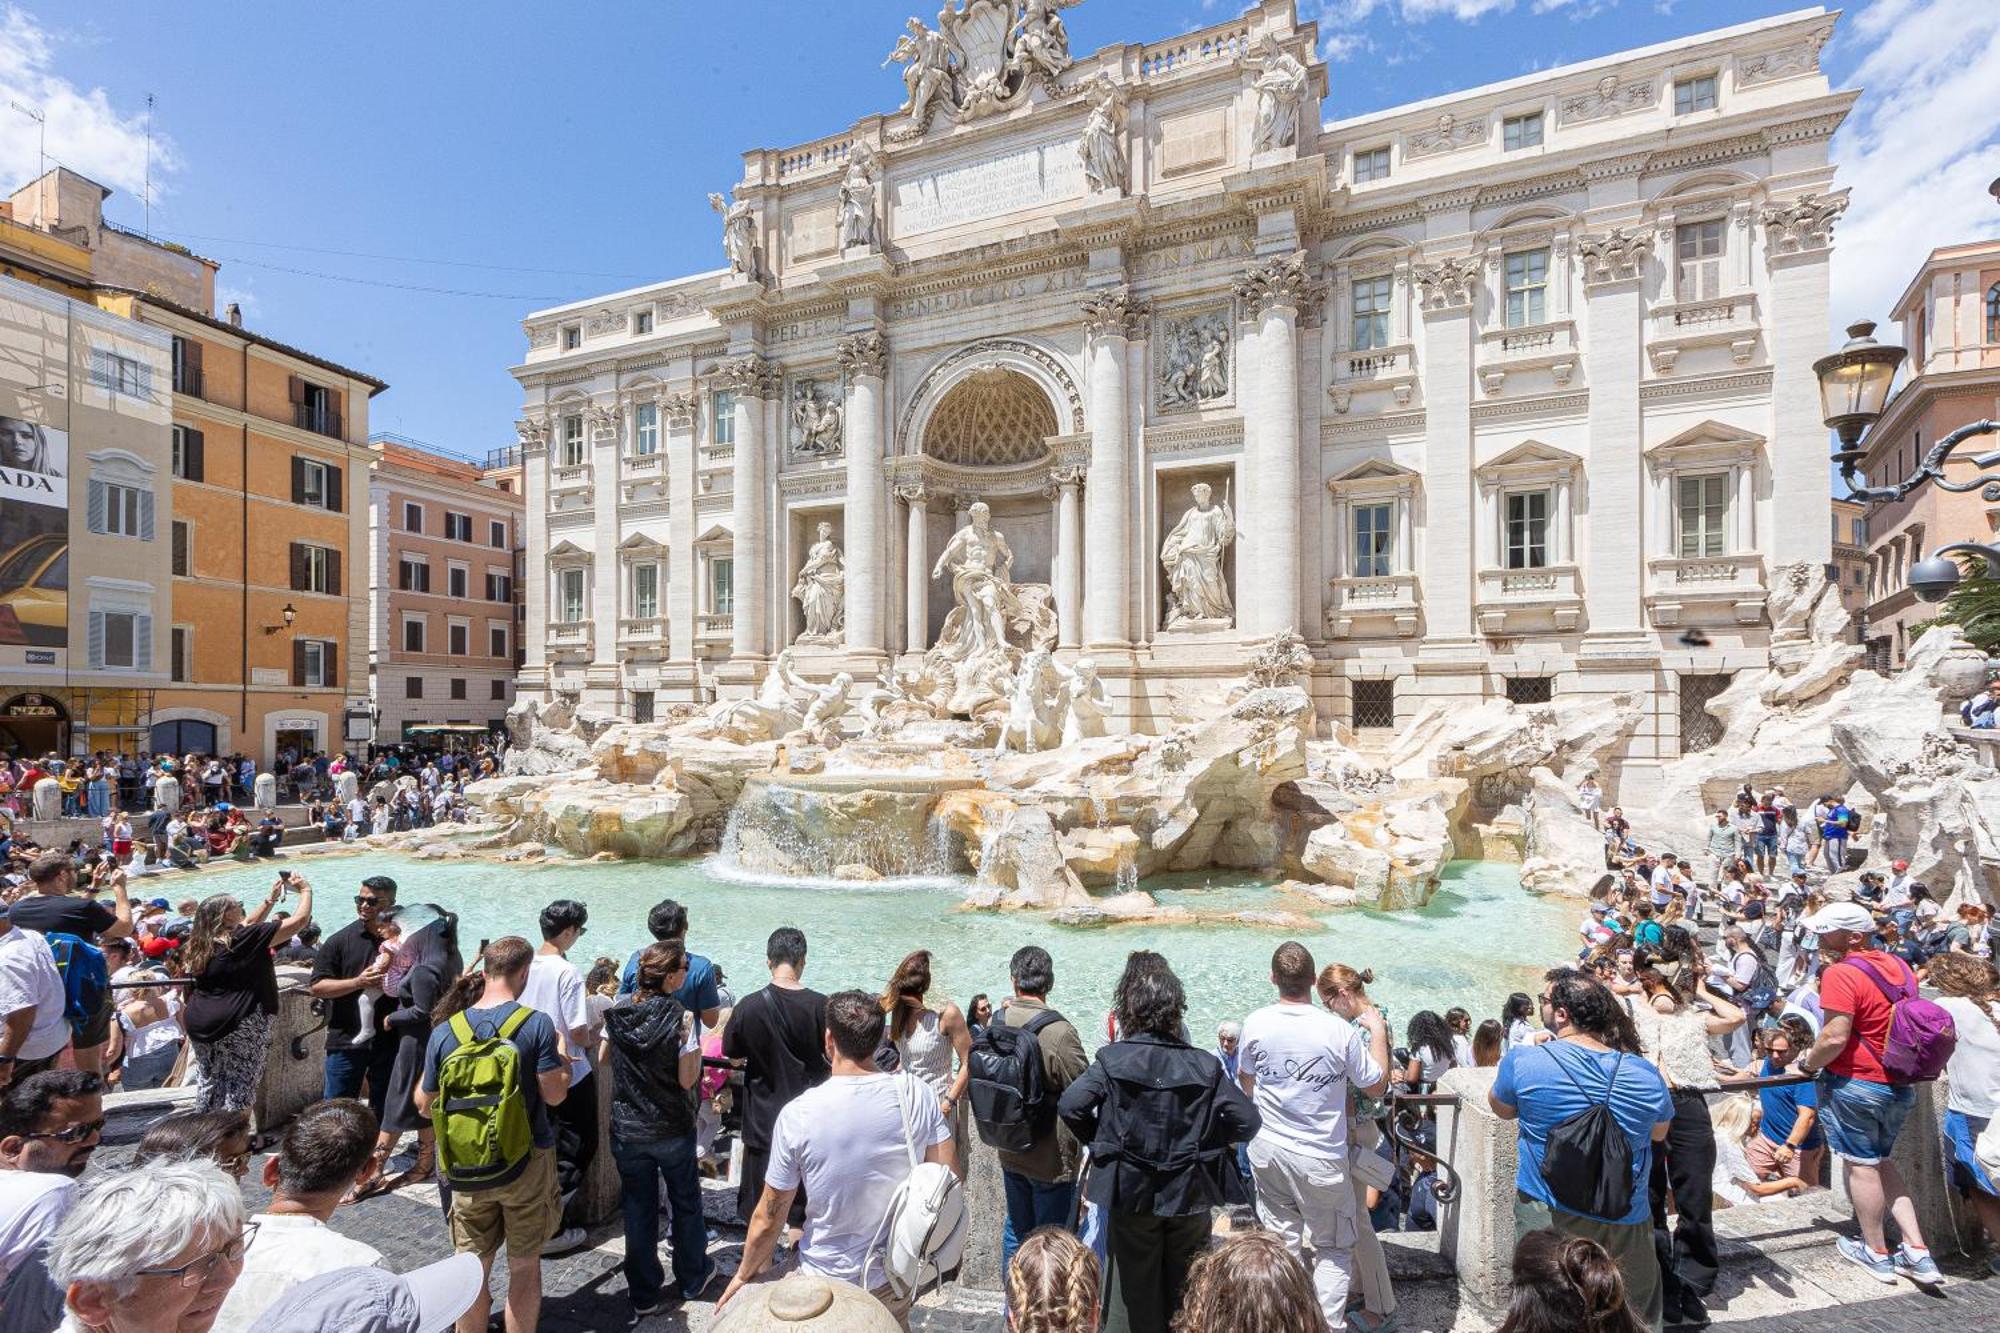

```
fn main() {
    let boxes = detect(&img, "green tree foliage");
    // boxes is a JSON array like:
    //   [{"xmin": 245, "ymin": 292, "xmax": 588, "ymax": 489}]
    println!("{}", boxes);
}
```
[{"xmin": 1933, "ymin": 573, "xmax": 2000, "ymax": 654}]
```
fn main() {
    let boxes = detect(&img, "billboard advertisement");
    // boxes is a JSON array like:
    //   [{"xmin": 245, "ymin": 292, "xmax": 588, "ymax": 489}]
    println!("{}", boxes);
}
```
[{"xmin": 0, "ymin": 414, "xmax": 67, "ymax": 669}]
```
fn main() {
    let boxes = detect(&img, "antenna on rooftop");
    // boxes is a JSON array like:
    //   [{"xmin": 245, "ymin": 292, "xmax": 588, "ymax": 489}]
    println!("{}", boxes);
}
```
[
  {"xmin": 8, "ymin": 101, "xmax": 45, "ymax": 181},
  {"xmin": 143, "ymin": 93, "xmax": 155, "ymax": 237}
]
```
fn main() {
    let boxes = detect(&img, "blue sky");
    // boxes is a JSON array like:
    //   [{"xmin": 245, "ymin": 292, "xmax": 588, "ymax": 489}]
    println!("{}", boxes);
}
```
[{"xmin": 4, "ymin": 0, "xmax": 1996, "ymax": 456}]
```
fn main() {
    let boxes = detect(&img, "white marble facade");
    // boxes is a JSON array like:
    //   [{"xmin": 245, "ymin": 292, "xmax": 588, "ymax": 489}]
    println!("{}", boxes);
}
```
[{"xmin": 513, "ymin": 0, "xmax": 1852, "ymax": 774}]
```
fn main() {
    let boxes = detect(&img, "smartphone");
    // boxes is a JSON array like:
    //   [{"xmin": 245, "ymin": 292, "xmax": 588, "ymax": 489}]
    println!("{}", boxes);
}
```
[{"xmin": 277, "ymin": 869, "xmax": 293, "ymax": 882}]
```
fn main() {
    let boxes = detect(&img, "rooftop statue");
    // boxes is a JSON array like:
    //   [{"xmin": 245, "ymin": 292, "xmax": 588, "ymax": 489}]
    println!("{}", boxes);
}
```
[{"xmin": 708, "ymin": 189, "xmax": 759, "ymax": 279}]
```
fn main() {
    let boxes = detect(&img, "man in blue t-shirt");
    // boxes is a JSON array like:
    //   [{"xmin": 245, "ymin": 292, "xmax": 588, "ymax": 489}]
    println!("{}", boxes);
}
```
[
  {"xmin": 1747, "ymin": 1020, "xmax": 1824, "ymax": 1189},
  {"xmin": 617, "ymin": 898, "xmax": 721, "ymax": 1026},
  {"xmin": 1491, "ymin": 969, "xmax": 1674, "ymax": 1332},
  {"xmin": 416, "ymin": 936, "xmax": 567, "ymax": 1333}
]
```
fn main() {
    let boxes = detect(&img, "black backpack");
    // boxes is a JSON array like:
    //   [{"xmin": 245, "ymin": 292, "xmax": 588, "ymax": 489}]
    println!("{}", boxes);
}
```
[
  {"xmin": 1538, "ymin": 1048, "xmax": 1636, "ymax": 1222},
  {"xmin": 968, "ymin": 1008, "xmax": 1063, "ymax": 1153}
]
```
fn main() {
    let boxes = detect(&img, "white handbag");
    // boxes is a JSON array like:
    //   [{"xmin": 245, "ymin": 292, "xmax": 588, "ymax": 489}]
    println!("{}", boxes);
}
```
[{"xmin": 864, "ymin": 1073, "xmax": 969, "ymax": 1301}]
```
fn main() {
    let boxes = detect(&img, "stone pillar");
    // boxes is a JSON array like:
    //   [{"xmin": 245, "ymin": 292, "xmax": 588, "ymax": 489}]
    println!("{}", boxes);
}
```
[
  {"xmin": 838, "ymin": 333, "xmax": 889, "ymax": 657},
  {"xmin": 1414, "ymin": 258, "xmax": 1480, "ymax": 643},
  {"xmin": 587, "ymin": 401, "xmax": 622, "ymax": 688},
  {"xmin": 720, "ymin": 355, "xmax": 777, "ymax": 660},
  {"xmin": 1234, "ymin": 256, "xmax": 1318, "ymax": 638},
  {"xmin": 1081, "ymin": 288, "xmax": 1144, "ymax": 648},
  {"xmin": 1436, "ymin": 1065, "xmax": 1517, "ymax": 1313},
  {"xmin": 663, "ymin": 391, "xmax": 699, "ymax": 665},
  {"xmin": 1055, "ymin": 469, "xmax": 1083, "ymax": 650},
  {"xmin": 518, "ymin": 417, "xmax": 550, "ymax": 690},
  {"xmin": 1763, "ymin": 195, "xmax": 1841, "ymax": 570},
  {"xmin": 1578, "ymin": 231, "xmax": 1649, "ymax": 635},
  {"xmin": 901, "ymin": 485, "xmax": 929, "ymax": 654},
  {"xmin": 253, "ymin": 772, "xmax": 277, "ymax": 810}
]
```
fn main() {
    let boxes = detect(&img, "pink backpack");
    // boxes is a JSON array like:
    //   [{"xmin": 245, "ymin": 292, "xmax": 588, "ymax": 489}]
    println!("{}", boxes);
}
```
[{"xmin": 1843, "ymin": 956, "xmax": 1957, "ymax": 1083}]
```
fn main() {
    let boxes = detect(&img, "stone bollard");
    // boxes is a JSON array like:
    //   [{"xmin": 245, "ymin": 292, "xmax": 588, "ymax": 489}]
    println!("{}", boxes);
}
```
[
  {"xmin": 252, "ymin": 968, "xmax": 326, "ymax": 1139},
  {"xmin": 575, "ymin": 1057, "xmax": 621, "ymax": 1229},
  {"xmin": 956, "ymin": 1130, "xmax": 1006, "ymax": 1291},
  {"xmin": 335, "ymin": 770, "xmax": 359, "ymax": 804},
  {"xmin": 153, "ymin": 775, "xmax": 182, "ymax": 813},
  {"xmin": 31, "ymin": 777, "xmax": 60, "ymax": 823},
  {"xmin": 1436, "ymin": 1065, "xmax": 1516, "ymax": 1312},
  {"xmin": 254, "ymin": 772, "xmax": 278, "ymax": 810}
]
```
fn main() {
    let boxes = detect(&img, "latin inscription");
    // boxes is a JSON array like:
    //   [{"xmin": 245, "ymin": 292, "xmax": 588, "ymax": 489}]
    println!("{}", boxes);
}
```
[{"xmin": 892, "ymin": 140, "xmax": 1083, "ymax": 237}]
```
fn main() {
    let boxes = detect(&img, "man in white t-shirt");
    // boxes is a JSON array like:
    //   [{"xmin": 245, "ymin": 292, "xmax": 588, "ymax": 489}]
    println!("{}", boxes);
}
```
[
  {"xmin": 718, "ymin": 990, "xmax": 951, "ymax": 1326},
  {"xmin": 517, "ymin": 898, "xmax": 594, "ymax": 1257},
  {"xmin": 0, "ymin": 907, "xmax": 71, "ymax": 1083},
  {"xmin": 212, "ymin": 1099, "xmax": 386, "ymax": 1333},
  {"xmin": 0, "ymin": 1069, "xmax": 105, "ymax": 1328},
  {"xmin": 1238, "ymin": 942, "xmax": 1389, "ymax": 1332}
]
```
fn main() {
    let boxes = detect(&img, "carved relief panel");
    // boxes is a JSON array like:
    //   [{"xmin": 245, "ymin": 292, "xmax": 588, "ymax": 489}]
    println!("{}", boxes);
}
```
[
  {"xmin": 1154, "ymin": 307, "xmax": 1233, "ymax": 415},
  {"xmin": 787, "ymin": 375, "xmax": 846, "ymax": 463}
]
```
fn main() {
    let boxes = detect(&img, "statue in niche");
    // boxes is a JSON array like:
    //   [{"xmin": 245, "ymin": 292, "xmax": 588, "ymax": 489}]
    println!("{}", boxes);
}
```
[
  {"xmin": 996, "ymin": 649, "xmax": 1063, "ymax": 756},
  {"xmin": 1059, "ymin": 656, "xmax": 1109, "ymax": 745},
  {"xmin": 708, "ymin": 190, "xmax": 759, "ymax": 278},
  {"xmin": 1243, "ymin": 34, "xmax": 1308, "ymax": 153},
  {"xmin": 1077, "ymin": 81, "xmax": 1127, "ymax": 196},
  {"xmin": 1008, "ymin": 0, "xmax": 1078, "ymax": 83},
  {"xmin": 837, "ymin": 145, "xmax": 880, "ymax": 251},
  {"xmin": 886, "ymin": 15, "xmax": 959, "ymax": 126},
  {"xmin": 1157, "ymin": 313, "xmax": 1231, "ymax": 410},
  {"xmin": 931, "ymin": 501, "xmax": 1022, "ymax": 664},
  {"xmin": 790, "ymin": 380, "xmax": 845, "ymax": 459},
  {"xmin": 1161, "ymin": 481, "xmax": 1237, "ymax": 629},
  {"xmin": 792, "ymin": 522, "xmax": 846, "ymax": 643}
]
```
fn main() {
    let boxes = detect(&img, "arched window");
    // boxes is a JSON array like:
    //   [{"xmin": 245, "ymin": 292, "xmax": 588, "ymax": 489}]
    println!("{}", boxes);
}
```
[{"xmin": 1987, "ymin": 282, "xmax": 2000, "ymax": 344}]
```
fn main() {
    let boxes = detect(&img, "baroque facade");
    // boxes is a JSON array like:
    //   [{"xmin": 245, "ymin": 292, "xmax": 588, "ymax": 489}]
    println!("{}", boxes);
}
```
[{"xmin": 512, "ymin": 0, "xmax": 1852, "ymax": 781}]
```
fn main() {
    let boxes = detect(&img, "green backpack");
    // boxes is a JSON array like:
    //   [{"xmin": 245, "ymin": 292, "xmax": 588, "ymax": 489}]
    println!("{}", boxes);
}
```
[{"xmin": 435, "ymin": 1006, "xmax": 537, "ymax": 1191}]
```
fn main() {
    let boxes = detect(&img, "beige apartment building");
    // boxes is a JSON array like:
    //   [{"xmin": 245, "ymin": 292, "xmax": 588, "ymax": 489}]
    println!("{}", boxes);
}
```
[
  {"xmin": 1830, "ymin": 496, "xmax": 1866, "ymax": 625},
  {"xmin": 1861, "ymin": 239, "xmax": 2000, "ymax": 668},
  {"xmin": 368, "ymin": 435, "xmax": 524, "ymax": 741}
]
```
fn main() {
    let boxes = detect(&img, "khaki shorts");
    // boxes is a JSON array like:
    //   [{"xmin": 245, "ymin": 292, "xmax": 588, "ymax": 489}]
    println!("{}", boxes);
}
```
[{"xmin": 448, "ymin": 1147, "xmax": 560, "ymax": 1258}]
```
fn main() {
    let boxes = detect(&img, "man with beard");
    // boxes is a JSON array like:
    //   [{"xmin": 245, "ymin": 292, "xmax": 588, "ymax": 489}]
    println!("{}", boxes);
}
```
[{"xmin": 0, "ymin": 1071, "xmax": 105, "ymax": 1331}]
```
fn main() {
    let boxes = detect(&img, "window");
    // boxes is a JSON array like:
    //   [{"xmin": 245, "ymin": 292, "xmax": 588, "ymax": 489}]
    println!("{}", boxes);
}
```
[
  {"xmin": 88, "ymin": 481, "xmax": 151, "ymax": 539},
  {"xmin": 633, "ymin": 563, "xmax": 660, "ymax": 619},
  {"xmin": 404, "ymin": 502, "xmax": 424, "ymax": 533},
  {"xmin": 710, "ymin": 558, "xmax": 734, "ymax": 615},
  {"xmin": 490, "ymin": 519, "xmax": 508, "ymax": 548},
  {"xmin": 485, "ymin": 572, "xmax": 513, "ymax": 602},
  {"xmin": 632, "ymin": 691, "xmax": 655, "ymax": 724},
  {"xmin": 89, "ymin": 350, "xmax": 151, "ymax": 399},
  {"xmin": 633, "ymin": 310, "xmax": 654, "ymax": 335},
  {"xmin": 1987, "ymin": 283, "xmax": 2000, "ymax": 344},
  {"xmin": 491, "ymin": 679, "xmax": 508, "ymax": 701},
  {"xmin": 403, "ymin": 617, "xmax": 426, "ymax": 653},
  {"xmin": 1851, "ymin": 517, "xmax": 1866, "ymax": 545},
  {"xmin": 448, "ymin": 621, "xmax": 469, "ymax": 656},
  {"xmin": 294, "ymin": 543, "xmax": 338, "ymax": 595},
  {"xmin": 1504, "ymin": 490, "xmax": 1550, "ymax": 569},
  {"xmin": 490, "ymin": 626, "xmax": 508, "ymax": 658},
  {"xmin": 559, "ymin": 414, "xmax": 585, "ymax": 468},
  {"xmin": 711, "ymin": 392, "xmax": 737, "ymax": 446},
  {"xmin": 1352, "ymin": 502, "xmax": 1394, "ymax": 578},
  {"xmin": 398, "ymin": 557, "xmax": 430, "ymax": 593},
  {"xmin": 558, "ymin": 568, "xmax": 586, "ymax": 623},
  {"xmin": 1675, "ymin": 221, "xmax": 1725, "ymax": 302},
  {"xmin": 90, "ymin": 609, "xmax": 149, "ymax": 670},
  {"xmin": 561, "ymin": 325, "xmax": 581, "ymax": 350},
  {"xmin": 170, "ymin": 336, "xmax": 201, "ymax": 397},
  {"xmin": 1502, "ymin": 112, "xmax": 1543, "ymax": 151},
  {"xmin": 448, "ymin": 564, "xmax": 468, "ymax": 599},
  {"xmin": 1677, "ymin": 474, "xmax": 1729, "ymax": 558},
  {"xmin": 299, "ymin": 640, "xmax": 334, "ymax": 687},
  {"xmin": 171, "ymin": 626, "xmax": 192, "ymax": 682},
  {"xmin": 294, "ymin": 457, "xmax": 339, "ymax": 510},
  {"xmin": 171, "ymin": 520, "xmax": 190, "ymax": 576},
  {"xmin": 1351, "ymin": 277, "xmax": 1392, "ymax": 351},
  {"xmin": 170, "ymin": 425, "xmax": 204, "ymax": 481},
  {"xmin": 1352, "ymin": 680, "xmax": 1395, "ymax": 729},
  {"xmin": 442, "ymin": 511, "xmax": 470, "ymax": 542},
  {"xmin": 1674, "ymin": 74, "xmax": 1718, "ymax": 115},
  {"xmin": 450, "ymin": 678, "xmax": 467, "ymax": 701},
  {"xmin": 405, "ymin": 676, "xmax": 424, "ymax": 700},
  {"xmin": 293, "ymin": 380, "xmax": 340, "ymax": 438},
  {"xmin": 1352, "ymin": 146, "xmax": 1391, "ymax": 183},
  {"xmin": 1505, "ymin": 676, "xmax": 1554, "ymax": 705},
  {"xmin": 634, "ymin": 402, "xmax": 660, "ymax": 456},
  {"xmin": 1504, "ymin": 249, "xmax": 1549, "ymax": 328}
]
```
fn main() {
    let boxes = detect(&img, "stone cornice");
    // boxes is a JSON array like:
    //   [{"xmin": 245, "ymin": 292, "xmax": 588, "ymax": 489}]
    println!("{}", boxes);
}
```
[
  {"xmin": 1144, "ymin": 417, "xmax": 1244, "ymax": 455},
  {"xmin": 1323, "ymin": 410, "xmax": 1426, "ymax": 439},
  {"xmin": 1637, "ymin": 368, "xmax": 1774, "ymax": 403},
  {"xmin": 1471, "ymin": 390, "xmax": 1590, "ymax": 423}
]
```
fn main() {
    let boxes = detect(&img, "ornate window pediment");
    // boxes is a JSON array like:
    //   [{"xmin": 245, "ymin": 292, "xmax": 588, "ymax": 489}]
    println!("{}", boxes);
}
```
[
  {"xmin": 547, "ymin": 539, "xmax": 592, "ymax": 567},
  {"xmin": 1644, "ymin": 419, "xmax": 1764, "ymax": 470},
  {"xmin": 618, "ymin": 533, "xmax": 668, "ymax": 558},
  {"xmin": 1476, "ymin": 439, "xmax": 1581, "ymax": 483},
  {"xmin": 693, "ymin": 523, "xmax": 733, "ymax": 549},
  {"xmin": 1327, "ymin": 458, "xmax": 1421, "ymax": 494}
]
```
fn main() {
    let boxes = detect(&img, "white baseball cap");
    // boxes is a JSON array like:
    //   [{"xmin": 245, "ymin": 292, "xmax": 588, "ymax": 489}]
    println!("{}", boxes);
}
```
[{"xmin": 1801, "ymin": 903, "xmax": 1875, "ymax": 937}]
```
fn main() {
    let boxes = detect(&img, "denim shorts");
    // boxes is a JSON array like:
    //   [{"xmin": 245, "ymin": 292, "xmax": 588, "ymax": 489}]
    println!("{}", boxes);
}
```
[
  {"xmin": 1754, "ymin": 834, "xmax": 1778, "ymax": 852},
  {"xmin": 1944, "ymin": 1109, "xmax": 2000, "ymax": 1197},
  {"xmin": 1817, "ymin": 1072, "xmax": 1914, "ymax": 1165}
]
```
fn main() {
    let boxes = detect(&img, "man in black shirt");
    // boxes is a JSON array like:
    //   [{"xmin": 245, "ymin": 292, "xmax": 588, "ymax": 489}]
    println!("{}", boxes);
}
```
[
  {"xmin": 307, "ymin": 874, "xmax": 396, "ymax": 1111},
  {"xmin": 9, "ymin": 854, "xmax": 132, "ymax": 1073},
  {"xmin": 720, "ymin": 926, "xmax": 829, "ymax": 1224}
]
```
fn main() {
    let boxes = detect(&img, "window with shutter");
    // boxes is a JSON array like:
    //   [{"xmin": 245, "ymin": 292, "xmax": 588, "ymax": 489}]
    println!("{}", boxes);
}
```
[
  {"xmin": 450, "ymin": 678, "xmax": 467, "ymax": 701},
  {"xmin": 1677, "ymin": 474, "xmax": 1729, "ymax": 558},
  {"xmin": 323, "ymin": 641, "xmax": 338, "ymax": 686},
  {"xmin": 325, "ymin": 464, "xmax": 343, "ymax": 512},
  {"xmin": 138, "ymin": 491, "xmax": 155, "ymax": 542},
  {"xmin": 293, "ymin": 637, "xmax": 307, "ymax": 687},
  {"xmin": 171, "ymin": 627, "xmax": 192, "ymax": 682},
  {"xmin": 88, "ymin": 611, "xmax": 106, "ymax": 668},
  {"xmin": 290, "ymin": 544, "xmax": 309, "ymax": 592},
  {"xmin": 172, "ymin": 521, "xmax": 190, "ymax": 576},
  {"xmin": 406, "ymin": 676, "xmax": 423, "ymax": 700},
  {"xmin": 86, "ymin": 479, "xmax": 108, "ymax": 533},
  {"xmin": 1675, "ymin": 221, "xmax": 1724, "ymax": 302},
  {"xmin": 328, "ymin": 549, "xmax": 342, "ymax": 597},
  {"xmin": 132, "ymin": 614, "xmax": 151, "ymax": 672},
  {"xmin": 291, "ymin": 457, "xmax": 307, "ymax": 505}
]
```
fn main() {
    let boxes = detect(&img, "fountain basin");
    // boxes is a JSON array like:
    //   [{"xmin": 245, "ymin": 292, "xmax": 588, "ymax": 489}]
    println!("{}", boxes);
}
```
[{"xmin": 722, "ymin": 771, "xmax": 984, "ymax": 880}]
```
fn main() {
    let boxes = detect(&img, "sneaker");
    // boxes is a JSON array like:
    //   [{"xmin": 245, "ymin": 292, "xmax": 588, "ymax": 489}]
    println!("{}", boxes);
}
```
[
  {"xmin": 541, "ymin": 1226, "xmax": 587, "ymax": 1257},
  {"xmin": 1836, "ymin": 1237, "xmax": 1898, "ymax": 1285},
  {"xmin": 629, "ymin": 1297, "xmax": 672, "ymax": 1324},
  {"xmin": 680, "ymin": 1260, "xmax": 721, "ymax": 1302},
  {"xmin": 1894, "ymin": 1246, "xmax": 1944, "ymax": 1287},
  {"xmin": 1667, "ymin": 1291, "xmax": 1711, "ymax": 1330}
]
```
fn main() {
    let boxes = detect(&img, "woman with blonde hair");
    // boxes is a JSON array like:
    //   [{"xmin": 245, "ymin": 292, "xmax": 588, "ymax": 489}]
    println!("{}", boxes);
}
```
[
  {"xmin": 1315, "ymin": 963, "xmax": 1396, "ymax": 1333},
  {"xmin": 1708, "ymin": 1094, "xmax": 1806, "ymax": 1205},
  {"xmin": 1172, "ymin": 1230, "xmax": 1327, "ymax": 1333},
  {"xmin": 1928, "ymin": 950, "xmax": 2000, "ymax": 1269},
  {"xmin": 882, "ymin": 948, "xmax": 974, "ymax": 1179},
  {"xmin": 1006, "ymin": 1226, "xmax": 1099, "ymax": 1333}
]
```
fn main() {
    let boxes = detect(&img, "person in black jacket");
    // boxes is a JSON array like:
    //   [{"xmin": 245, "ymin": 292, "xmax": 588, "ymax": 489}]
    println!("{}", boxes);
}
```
[
  {"xmin": 599, "ymin": 940, "xmax": 715, "ymax": 1318},
  {"xmin": 1058, "ymin": 951, "xmax": 1260, "ymax": 1333},
  {"xmin": 366, "ymin": 906, "xmax": 459, "ymax": 1196}
]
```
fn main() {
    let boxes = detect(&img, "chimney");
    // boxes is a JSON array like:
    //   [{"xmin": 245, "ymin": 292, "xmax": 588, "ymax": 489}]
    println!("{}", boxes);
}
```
[{"xmin": 225, "ymin": 302, "xmax": 242, "ymax": 327}]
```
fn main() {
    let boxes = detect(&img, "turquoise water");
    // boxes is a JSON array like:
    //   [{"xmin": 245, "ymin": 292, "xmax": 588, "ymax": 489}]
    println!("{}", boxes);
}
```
[{"xmin": 186, "ymin": 855, "xmax": 1572, "ymax": 1049}]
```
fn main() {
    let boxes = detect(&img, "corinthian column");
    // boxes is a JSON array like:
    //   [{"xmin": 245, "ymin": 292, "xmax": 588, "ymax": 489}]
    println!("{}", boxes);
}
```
[
  {"xmin": 899, "ymin": 483, "xmax": 929, "ymax": 653},
  {"xmin": 717, "ymin": 354, "xmax": 777, "ymax": 660},
  {"xmin": 838, "ymin": 331, "xmax": 889, "ymax": 657},
  {"xmin": 661, "ymin": 391, "xmax": 698, "ymax": 664},
  {"xmin": 1234, "ymin": 255, "xmax": 1322, "ymax": 637},
  {"xmin": 1081, "ymin": 287, "xmax": 1146, "ymax": 648},
  {"xmin": 1054, "ymin": 467, "xmax": 1083, "ymax": 649}
]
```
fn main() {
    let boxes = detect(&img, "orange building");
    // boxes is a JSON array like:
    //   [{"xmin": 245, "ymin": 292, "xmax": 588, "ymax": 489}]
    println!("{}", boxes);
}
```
[{"xmin": 367, "ymin": 435, "xmax": 523, "ymax": 741}]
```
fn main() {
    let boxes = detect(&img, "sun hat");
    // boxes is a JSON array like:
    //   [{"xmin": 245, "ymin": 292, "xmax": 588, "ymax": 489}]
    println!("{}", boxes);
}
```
[
  {"xmin": 259, "ymin": 1254, "xmax": 482, "ymax": 1333},
  {"xmin": 1801, "ymin": 903, "xmax": 1875, "ymax": 936}
]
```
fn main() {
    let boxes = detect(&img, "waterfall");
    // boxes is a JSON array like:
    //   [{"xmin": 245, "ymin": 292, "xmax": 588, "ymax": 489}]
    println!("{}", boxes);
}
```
[{"xmin": 708, "ymin": 780, "xmax": 965, "ymax": 889}]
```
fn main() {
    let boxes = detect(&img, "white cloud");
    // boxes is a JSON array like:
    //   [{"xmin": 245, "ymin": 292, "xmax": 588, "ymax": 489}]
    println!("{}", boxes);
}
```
[
  {"xmin": 1830, "ymin": 0, "xmax": 2000, "ymax": 329},
  {"xmin": 1311, "ymin": 0, "xmax": 1593, "ymax": 61},
  {"xmin": 0, "ymin": 6, "xmax": 176, "ymax": 198}
]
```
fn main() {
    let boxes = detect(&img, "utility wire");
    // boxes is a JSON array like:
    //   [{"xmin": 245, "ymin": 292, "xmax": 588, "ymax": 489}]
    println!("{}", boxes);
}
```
[
  {"xmin": 198, "ymin": 252, "xmax": 569, "ymax": 301},
  {"xmin": 155, "ymin": 229, "xmax": 653, "ymax": 281}
]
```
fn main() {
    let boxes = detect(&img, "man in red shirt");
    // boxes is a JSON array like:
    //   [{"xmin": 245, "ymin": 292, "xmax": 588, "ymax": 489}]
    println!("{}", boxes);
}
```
[{"xmin": 1798, "ymin": 903, "xmax": 1941, "ymax": 1287}]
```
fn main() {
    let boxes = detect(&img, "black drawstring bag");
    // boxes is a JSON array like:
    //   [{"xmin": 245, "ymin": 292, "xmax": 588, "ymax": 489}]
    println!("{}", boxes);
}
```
[{"xmin": 1539, "ymin": 1048, "xmax": 1634, "ymax": 1222}]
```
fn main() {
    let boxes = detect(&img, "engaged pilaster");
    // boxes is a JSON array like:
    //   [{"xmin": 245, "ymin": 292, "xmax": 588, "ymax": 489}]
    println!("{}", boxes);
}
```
[
  {"xmin": 661, "ymin": 391, "xmax": 699, "ymax": 665},
  {"xmin": 1412, "ymin": 255, "xmax": 1480, "ymax": 643},
  {"xmin": 838, "ymin": 331, "xmax": 890, "ymax": 658},
  {"xmin": 1762, "ymin": 191, "xmax": 1846, "ymax": 570},
  {"xmin": 1234, "ymin": 254, "xmax": 1322, "ymax": 637},
  {"xmin": 715, "ymin": 354, "xmax": 778, "ymax": 660}
]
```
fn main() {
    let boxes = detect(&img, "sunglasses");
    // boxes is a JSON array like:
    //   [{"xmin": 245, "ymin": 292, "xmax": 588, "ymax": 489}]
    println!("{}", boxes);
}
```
[
  {"xmin": 24, "ymin": 1117, "xmax": 104, "ymax": 1144},
  {"xmin": 354, "ymin": 896, "xmax": 384, "ymax": 907}
]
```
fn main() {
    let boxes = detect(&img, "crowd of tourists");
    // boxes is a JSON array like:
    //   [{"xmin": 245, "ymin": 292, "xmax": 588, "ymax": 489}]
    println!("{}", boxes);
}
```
[{"xmin": 0, "ymin": 780, "xmax": 1992, "ymax": 1333}]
